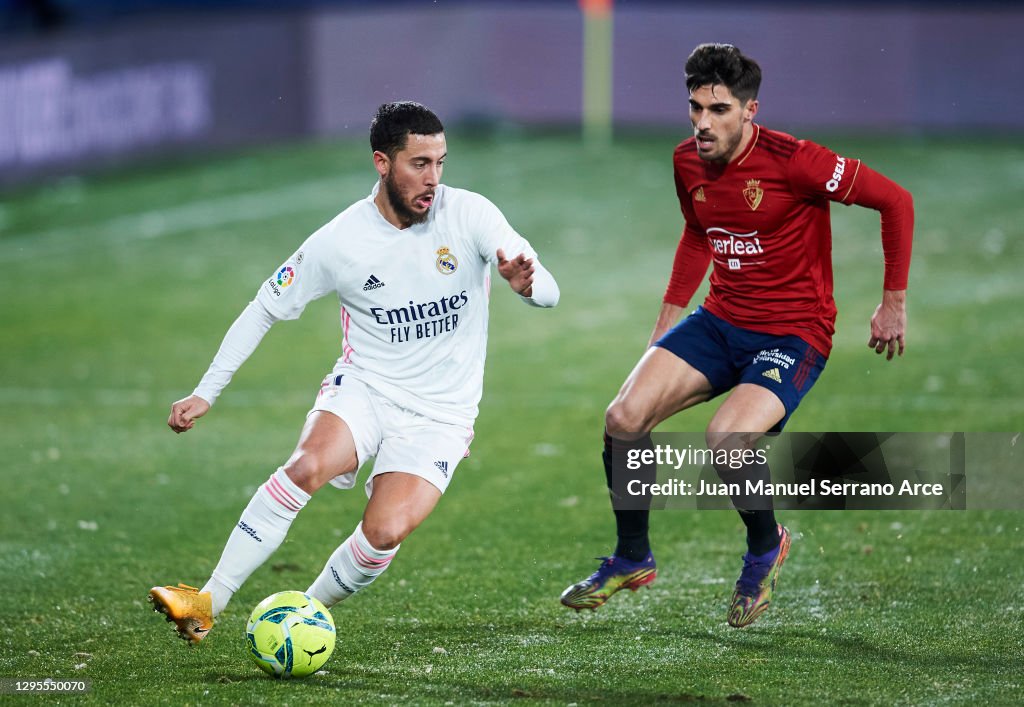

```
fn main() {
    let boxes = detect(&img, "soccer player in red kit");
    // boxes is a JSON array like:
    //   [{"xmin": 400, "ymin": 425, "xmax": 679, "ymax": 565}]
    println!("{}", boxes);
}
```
[{"xmin": 560, "ymin": 43, "xmax": 913, "ymax": 627}]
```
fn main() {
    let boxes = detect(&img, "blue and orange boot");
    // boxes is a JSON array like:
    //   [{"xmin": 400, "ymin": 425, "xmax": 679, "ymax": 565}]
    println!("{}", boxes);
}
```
[
  {"xmin": 560, "ymin": 554, "xmax": 657, "ymax": 611},
  {"xmin": 727, "ymin": 525, "xmax": 792, "ymax": 628}
]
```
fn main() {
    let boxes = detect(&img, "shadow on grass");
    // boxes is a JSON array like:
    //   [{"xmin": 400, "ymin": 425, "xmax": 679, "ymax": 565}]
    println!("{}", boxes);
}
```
[{"xmin": 205, "ymin": 670, "xmax": 752, "ymax": 704}]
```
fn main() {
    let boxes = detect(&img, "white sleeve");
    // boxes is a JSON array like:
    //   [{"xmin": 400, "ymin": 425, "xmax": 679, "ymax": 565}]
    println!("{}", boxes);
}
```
[
  {"xmin": 256, "ymin": 226, "xmax": 335, "ymax": 321},
  {"xmin": 192, "ymin": 299, "xmax": 279, "ymax": 405},
  {"xmin": 520, "ymin": 260, "xmax": 559, "ymax": 308},
  {"xmin": 467, "ymin": 191, "xmax": 559, "ymax": 308}
]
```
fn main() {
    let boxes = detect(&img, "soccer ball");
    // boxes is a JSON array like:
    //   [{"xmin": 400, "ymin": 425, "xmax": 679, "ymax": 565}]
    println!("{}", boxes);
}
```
[{"xmin": 246, "ymin": 591, "xmax": 336, "ymax": 678}]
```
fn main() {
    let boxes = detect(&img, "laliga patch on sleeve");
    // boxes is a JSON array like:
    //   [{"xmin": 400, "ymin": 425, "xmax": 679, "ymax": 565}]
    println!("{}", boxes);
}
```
[{"xmin": 265, "ymin": 264, "xmax": 296, "ymax": 298}]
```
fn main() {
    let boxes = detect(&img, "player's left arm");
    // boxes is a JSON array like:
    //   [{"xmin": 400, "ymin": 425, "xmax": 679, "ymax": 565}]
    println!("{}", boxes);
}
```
[
  {"xmin": 844, "ymin": 163, "xmax": 914, "ymax": 360},
  {"xmin": 495, "ymin": 248, "xmax": 559, "ymax": 306},
  {"xmin": 868, "ymin": 288, "xmax": 907, "ymax": 361},
  {"xmin": 497, "ymin": 248, "xmax": 535, "ymax": 296},
  {"xmin": 470, "ymin": 193, "xmax": 559, "ymax": 307},
  {"xmin": 791, "ymin": 143, "xmax": 914, "ymax": 361}
]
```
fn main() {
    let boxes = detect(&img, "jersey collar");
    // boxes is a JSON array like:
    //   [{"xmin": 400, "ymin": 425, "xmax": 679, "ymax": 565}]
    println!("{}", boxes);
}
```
[{"xmin": 734, "ymin": 123, "xmax": 760, "ymax": 167}]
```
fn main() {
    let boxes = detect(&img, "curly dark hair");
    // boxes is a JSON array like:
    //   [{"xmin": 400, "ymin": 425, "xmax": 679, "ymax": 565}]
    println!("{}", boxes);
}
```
[
  {"xmin": 370, "ymin": 102, "xmax": 445, "ymax": 159},
  {"xmin": 684, "ymin": 44, "xmax": 762, "ymax": 103}
]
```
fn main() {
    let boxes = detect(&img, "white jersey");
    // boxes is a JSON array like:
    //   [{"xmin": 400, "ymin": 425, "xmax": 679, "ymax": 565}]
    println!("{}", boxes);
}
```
[{"xmin": 244, "ymin": 183, "xmax": 555, "ymax": 426}]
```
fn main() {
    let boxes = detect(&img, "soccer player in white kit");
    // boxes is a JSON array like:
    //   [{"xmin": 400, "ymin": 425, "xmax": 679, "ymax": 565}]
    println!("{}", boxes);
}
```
[{"xmin": 148, "ymin": 102, "xmax": 559, "ymax": 644}]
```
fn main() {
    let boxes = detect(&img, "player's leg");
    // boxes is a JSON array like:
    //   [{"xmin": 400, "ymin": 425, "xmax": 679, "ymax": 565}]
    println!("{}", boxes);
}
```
[
  {"xmin": 605, "ymin": 346, "xmax": 715, "ymax": 441},
  {"xmin": 604, "ymin": 346, "xmax": 714, "ymax": 559},
  {"xmin": 560, "ymin": 345, "xmax": 716, "ymax": 611},
  {"xmin": 361, "ymin": 471, "xmax": 443, "ymax": 549},
  {"xmin": 306, "ymin": 472, "xmax": 441, "ymax": 607},
  {"xmin": 150, "ymin": 375, "xmax": 371, "ymax": 644},
  {"xmin": 203, "ymin": 411, "xmax": 359, "ymax": 605},
  {"xmin": 150, "ymin": 411, "xmax": 359, "ymax": 643},
  {"xmin": 707, "ymin": 383, "xmax": 786, "ymax": 556},
  {"xmin": 306, "ymin": 409, "xmax": 471, "ymax": 608},
  {"xmin": 710, "ymin": 386, "xmax": 790, "ymax": 629},
  {"xmin": 713, "ymin": 335, "xmax": 825, "ymax": 627}
]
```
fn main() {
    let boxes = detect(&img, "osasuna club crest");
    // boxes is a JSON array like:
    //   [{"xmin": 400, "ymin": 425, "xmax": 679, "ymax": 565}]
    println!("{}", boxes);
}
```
[
  {"xmin": 743, "ymin": 179, "xmax": 764, "ymax": 211},
  {"xmin": 436, "ymin": 247, "xmax": 458, "ymax": 274}
]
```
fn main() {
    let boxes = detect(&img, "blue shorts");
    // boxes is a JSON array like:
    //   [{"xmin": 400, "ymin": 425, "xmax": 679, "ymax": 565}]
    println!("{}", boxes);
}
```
[{"xmin": 653, "ymin": 307, "xmax": 827, "ymax": 433}]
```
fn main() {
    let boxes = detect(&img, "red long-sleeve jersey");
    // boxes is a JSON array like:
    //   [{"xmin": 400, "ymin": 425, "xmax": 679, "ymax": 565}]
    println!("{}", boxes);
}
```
[{"xmin": 665, "ymin": 124, "xmax": 913, "ymax": 357}]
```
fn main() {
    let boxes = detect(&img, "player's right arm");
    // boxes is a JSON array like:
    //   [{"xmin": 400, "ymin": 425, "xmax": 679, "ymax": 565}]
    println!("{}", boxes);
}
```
[
  {"xmin": 169, "ymin": 227, "xmax": 333, "ymax": 433},
  {"xmin": 648, "ymin": 302, "xmax": 686, "ymax": 347},
  {"xmin": 651, "ymin": 225, "xmax": 709, "ymax": 345},
  {"xmin": 652, "ymin": 156, "xmax": 711, "ymax": 346},
  {"xmin": 168, "ymin": 298, "xmax": 279, "ymax": 433},
  {"xmin": 168, "ymin": 394, "xmax": 210, "ymax": 433}
]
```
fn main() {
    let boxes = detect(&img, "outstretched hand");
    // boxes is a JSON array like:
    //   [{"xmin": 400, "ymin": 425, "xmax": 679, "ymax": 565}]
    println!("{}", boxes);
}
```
[
  {"xmin": 496, "ymin": 248, "xmax": 534, "ymax": 297},
  {"xmin": 168, "ymin": 394, "xmax": 210, "ymax": 433},
  {"xmin": 868, "ymin": 290, "xmax": 907, "ymax": 361}
]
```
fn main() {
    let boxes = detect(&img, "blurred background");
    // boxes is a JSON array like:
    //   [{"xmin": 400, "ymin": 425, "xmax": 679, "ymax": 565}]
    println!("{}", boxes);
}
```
[{"xmin": 1, "ymin": 0, "xmax": 1022, "ymax": 186}]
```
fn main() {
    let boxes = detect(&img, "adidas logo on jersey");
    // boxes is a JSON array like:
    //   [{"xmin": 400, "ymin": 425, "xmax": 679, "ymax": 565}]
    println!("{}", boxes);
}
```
[
  {"xmin": 434, "ymin": 460, "xmax": 449, "ymax": 478},
  {"xmin": 762, "ymin": 368, "xmax": 782, "ymax": 383},
  {"xmin": 363, "ymin": 274, "xmax": 385, "ymax": 291}
]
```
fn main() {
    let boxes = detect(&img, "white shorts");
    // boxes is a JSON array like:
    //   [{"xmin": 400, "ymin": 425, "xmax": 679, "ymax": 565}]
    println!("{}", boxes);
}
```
[{"xmin": 310, "ymin": 373, "xmax": 474, "ymax": 496}]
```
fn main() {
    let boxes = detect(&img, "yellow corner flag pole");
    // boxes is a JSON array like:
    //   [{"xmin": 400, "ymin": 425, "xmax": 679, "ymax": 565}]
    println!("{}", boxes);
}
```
[{"xmin": 580, "ymin": 0, "xmax": 613, "ymax": 148}]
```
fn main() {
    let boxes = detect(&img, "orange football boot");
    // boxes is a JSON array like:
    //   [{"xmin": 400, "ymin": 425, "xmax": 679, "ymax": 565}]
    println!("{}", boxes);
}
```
[{"xmin": 148, "ymin": 583, "xmax": 214, "ymax": 644}]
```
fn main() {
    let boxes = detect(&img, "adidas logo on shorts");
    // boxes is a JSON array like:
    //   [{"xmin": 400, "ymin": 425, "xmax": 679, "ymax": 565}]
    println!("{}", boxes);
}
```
[
  {"xmin": 434, "ymin": 460, "xmax": 449, "ymax": 478},
  {"xmin": 762, "ymin": 367, "xmax": 782, "ymax": 383},
  {"xmin": 363, "ymin": 274, "xmax": 385, "ymax": 291}
]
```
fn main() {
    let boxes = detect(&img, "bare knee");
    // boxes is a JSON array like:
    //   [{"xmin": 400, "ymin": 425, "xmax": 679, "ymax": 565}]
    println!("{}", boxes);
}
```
[
  {"xmin": 605, "ymin": 399, "xmax": 652, "ymax": 440},
  {"xmin": 283, "ymin": 454, "xmax": 330, "ymax": 495},
  {"xmin": 361, "ymin": 519, "xmax": 412, "ymax": 551}
]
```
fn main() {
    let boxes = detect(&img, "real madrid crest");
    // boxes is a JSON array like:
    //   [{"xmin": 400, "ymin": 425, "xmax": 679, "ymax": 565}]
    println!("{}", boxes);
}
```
[
  {"xmin": 436, "ymin": 246, "xmax": 458, "ymax": 275},
  {"xmin": 743, "ymin": 179, "xmax": 764, "ymax": 211}
]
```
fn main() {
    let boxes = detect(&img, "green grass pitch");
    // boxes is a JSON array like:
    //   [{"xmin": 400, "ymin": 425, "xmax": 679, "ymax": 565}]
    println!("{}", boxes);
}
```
[{"xmin": 1, "ymin": 131, "xmax": 1022, "ymax": 704}]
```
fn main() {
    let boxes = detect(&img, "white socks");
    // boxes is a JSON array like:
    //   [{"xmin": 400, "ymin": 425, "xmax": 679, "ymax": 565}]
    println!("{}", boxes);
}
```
[
  {"xmin": 307, "ymin": 522, "xmax": 399, "ymax": 608},
  {"xmin": 200, "ymin": 470, "xmax": 400, "ymax": 615},
  {"xmin": 202, "ymin": 468, "xmax": 309, "ymax": 616}
]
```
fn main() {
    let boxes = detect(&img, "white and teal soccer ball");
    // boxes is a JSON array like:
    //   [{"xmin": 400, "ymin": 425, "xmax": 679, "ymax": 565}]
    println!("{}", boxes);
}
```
[{"xmin": 246, "ymin": 591, "xmax": 336, "ymax": 678}]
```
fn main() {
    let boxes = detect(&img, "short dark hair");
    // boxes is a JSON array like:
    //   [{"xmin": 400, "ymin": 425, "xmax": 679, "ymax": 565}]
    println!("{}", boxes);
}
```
[
  {"xmin": 370, "ymin": 101, "xmax": 444, "ymax": 159},
  {"xmin": 685, "ymin": 44, "xmax": 761, "ymax": 104}
]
